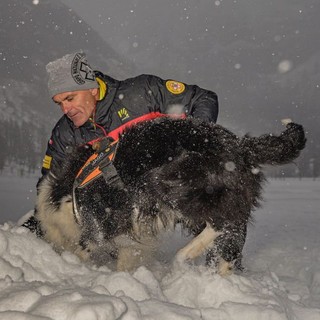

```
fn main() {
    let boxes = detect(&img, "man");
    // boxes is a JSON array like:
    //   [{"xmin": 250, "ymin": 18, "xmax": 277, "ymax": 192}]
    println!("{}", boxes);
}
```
[
  {"xmin": 23, "ymin": 51, "xmax": 219, "ymax": 231},
  {"xmin": 42, "ymin": 51, "xmax": 218, "ymax": 176}
]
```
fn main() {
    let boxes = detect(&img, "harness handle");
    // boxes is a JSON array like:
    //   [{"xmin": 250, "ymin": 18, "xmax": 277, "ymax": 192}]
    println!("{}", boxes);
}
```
[{"xmin": 74, "ymin": 138, "xmax": 119, "ymax": 189}]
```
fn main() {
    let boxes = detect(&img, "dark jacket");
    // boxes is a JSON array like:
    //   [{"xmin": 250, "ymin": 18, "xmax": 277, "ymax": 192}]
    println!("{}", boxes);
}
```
[{"xmin": 41, "ymin": 72, "xmax": 219, "ymax": 176}]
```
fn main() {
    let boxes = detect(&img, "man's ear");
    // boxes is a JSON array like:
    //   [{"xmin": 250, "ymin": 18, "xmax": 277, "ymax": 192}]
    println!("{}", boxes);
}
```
[{"xmin": 90, "ymin": 88, "xmax": 99, "ymax": 97}]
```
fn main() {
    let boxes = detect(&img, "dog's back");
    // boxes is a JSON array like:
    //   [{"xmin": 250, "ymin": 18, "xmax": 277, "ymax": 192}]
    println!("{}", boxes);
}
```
[{"xmin": 124, "ymin": 119, "xmax": 306, "ymax": 228}]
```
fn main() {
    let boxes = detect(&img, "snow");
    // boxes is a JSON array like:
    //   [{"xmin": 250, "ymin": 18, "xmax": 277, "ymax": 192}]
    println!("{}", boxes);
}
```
[
  {"xmin": 0, "ymin": 173, "xmax": 38, "ymax": 224},
  {"xmin": 0, "ymin": 178, "xmax": 319, "ymax": 319}
]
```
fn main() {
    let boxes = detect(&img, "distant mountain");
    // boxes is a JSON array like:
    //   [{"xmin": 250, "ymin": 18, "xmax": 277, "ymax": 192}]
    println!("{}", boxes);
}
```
[
  {"xmin": 0, "ymin": 0, "xmax": 134, "ymax": 120},
  {"xmin": 1, "ymin": 0, "xmax": 318, "ymax": 176},
  {"xmin": 106, "ymin": 0, "xmax": 319, "ymax": 176},
  {"xmin": 0, "ymin": 0, "xmax": 134, "ymax": 172}
]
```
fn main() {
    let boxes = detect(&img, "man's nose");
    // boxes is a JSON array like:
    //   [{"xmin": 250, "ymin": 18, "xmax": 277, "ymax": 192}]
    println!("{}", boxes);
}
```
[{"xmin": 60, "ymin": 102, "xmax": 71, "ymax": 114}]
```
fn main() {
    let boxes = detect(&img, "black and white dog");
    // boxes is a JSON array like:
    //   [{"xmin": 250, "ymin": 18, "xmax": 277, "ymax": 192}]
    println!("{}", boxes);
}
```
[{"xmin": 35, "ymin": 118, "xmax": 306, "ymax": 274}]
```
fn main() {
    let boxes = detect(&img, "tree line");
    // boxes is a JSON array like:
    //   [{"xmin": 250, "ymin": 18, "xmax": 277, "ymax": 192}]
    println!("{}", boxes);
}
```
[{"xmin": 0, "ymin": 119, "xmax": 47, "ymax": 175}]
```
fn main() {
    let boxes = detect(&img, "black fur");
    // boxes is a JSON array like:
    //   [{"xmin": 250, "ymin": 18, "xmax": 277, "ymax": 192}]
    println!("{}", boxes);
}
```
[{"xmin": 35, "ymin": 118, "xmax": 306, "ymax": 270}]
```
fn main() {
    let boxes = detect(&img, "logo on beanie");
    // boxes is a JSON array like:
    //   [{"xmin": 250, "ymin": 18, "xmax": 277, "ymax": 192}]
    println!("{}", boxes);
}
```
[{"xmin": 71, "ymin": 53, "xmax": 96, "ymax": 85}]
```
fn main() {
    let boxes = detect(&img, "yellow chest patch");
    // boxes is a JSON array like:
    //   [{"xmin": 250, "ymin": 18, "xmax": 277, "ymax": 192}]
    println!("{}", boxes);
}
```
[{"xmin": 117, "ymin": 107, "xmax": 130, "ymax": 121}]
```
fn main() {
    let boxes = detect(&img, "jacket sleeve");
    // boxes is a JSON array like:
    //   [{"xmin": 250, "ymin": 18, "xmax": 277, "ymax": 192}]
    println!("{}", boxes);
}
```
[
  {"xmin": 40, "ymin": 118, "xmax": 75, "ymax": 177},
  {"xmin": 187, "ymin": 85, "xmax": 218, "ymax": 123},
  {"xmin": 36, "ymin": 130, "xmax": 66, "ymax": 192},
  {"xmin": 145, "ymin": 75, "xmax": 219, "ymax": 123}
]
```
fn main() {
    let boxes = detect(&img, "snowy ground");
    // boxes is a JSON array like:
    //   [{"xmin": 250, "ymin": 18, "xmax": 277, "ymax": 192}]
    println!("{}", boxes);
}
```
[
  {"xmin": 0, "ymin": 173, "xmax": 38, "ymax": 224},
  {"xmin": 0, "ymin": 178, "xmax": 319, "ymax": 319}
]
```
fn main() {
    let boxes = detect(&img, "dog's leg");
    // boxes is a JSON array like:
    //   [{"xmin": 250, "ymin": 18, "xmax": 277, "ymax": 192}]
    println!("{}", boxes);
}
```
[
  {"xmin": 115, "ymin": 236, "xmax": 157, "ymax": 272},
  {"xmin": 117, "ymin": 246, "xmax": 145, "ymax": 272},
  {"xmin": 175, "ymin": 223, "xmax": 222, "ymax": 264},
  {"xmin": 206, "ymin": 221, "xmax": 247, "ymax": 275}
]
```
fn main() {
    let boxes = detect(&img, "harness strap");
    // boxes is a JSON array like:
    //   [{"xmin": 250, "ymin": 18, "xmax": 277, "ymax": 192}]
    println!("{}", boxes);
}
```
[
  {"xmin": 88, "ymin": 112, "xmax": 186, "ymax": 146},
  {"xmin": 73, "ymin": 139, "xmax": 120, "ymax": 225},
  {"xmin": 74, "ymin": 139, "xmax": 119, "ymax": 188},
  {"xmin": 76, "ymin": 112, "xmax": 187, "ymax": 188}
]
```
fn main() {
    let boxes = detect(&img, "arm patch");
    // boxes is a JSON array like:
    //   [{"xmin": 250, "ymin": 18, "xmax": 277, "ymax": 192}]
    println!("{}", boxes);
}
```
[
  {"xmin": 42, "ymin": 155, "xmax": 52, "ymax": 170},
  {"xmin": 166, "ymin": 80, "xmax": 185, "ymax": 94}
]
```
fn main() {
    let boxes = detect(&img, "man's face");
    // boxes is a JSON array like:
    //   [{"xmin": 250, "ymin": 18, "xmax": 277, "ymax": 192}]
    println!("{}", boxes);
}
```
[{"xmin": 53, "ymin": 89, "xmax": 98, "ymax": 127}]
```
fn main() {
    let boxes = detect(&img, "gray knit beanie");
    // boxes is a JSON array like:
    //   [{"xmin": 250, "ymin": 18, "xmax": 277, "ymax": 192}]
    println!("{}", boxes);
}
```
[{"xmin": 46, "ymin": 52, "xmax": 99, "ymax": 97}]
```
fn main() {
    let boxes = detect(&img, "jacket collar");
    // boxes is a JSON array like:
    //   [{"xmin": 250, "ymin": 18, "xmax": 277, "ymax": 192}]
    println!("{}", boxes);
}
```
[
  {"xmin": 94, "ymin": 71, "xmax": 120, "ymax": 124},
  {"xmin": 81, "ymin": 71, "xmax": 120, "ymax": 130}
]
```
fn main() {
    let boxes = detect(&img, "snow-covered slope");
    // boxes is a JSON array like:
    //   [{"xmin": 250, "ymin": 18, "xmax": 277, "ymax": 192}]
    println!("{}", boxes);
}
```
[
  {"xmin": 0, "ymin": 179, "xmax": 319, "ymax": 319},
  {"xmin": 0, "ymin": 0, "xmax": 135, "ymax": 172}
]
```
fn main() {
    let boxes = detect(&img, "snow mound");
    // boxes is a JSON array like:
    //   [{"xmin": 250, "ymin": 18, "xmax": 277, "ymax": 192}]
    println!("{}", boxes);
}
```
[{"xmin": 0, "ymin": 179, "xmax": 320, "ymax": 319}]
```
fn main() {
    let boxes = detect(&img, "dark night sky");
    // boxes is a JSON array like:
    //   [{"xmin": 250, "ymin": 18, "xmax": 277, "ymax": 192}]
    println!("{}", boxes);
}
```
[{"xmin": 61, "ymin": 0, "xmax": 320, "ymax": 133}]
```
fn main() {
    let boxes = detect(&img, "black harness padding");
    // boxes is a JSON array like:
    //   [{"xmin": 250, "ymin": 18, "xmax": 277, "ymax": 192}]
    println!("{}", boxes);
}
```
[
  {"xmin": 99, "ymin": 153, "xmax": 124, "ymax": 188},
  {"xmin": 72, "ymin": 138, "xmax": 124, "ymax": 223}
]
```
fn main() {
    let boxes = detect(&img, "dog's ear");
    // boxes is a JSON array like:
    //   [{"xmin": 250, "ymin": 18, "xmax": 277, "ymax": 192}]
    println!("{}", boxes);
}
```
[{"xmin": 240, "ymin": 122, "xmax": 306, "ymax": 166}]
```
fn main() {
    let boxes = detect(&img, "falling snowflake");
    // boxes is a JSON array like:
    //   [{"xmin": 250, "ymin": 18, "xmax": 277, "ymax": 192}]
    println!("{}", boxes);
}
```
[
  {"xmin": 251, "ymin": 168, "xmax": 260, "ymax": 175},
  {"xmin": 224, "ymin": 161, "xmax": 236, "ymax": 172},
  {"xmin": 278, "ymin": 60, "xmax": 293, "ymax": 73}
]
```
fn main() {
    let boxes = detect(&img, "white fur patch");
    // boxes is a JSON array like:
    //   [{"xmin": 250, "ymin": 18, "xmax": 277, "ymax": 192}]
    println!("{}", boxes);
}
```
[
  {"xmin": 281, "ymin": 118, "xmax": 292, "ymax": 126},
  {"xmin": 36, "ymin": 177, "xmax": 85, "ymax": 259},
  {"xmin": 217, "ymin": 258, "xmax": 233, "ymax": 276},
  {"xmin": 114, "ymin": 205, "xmax": 180, "ymax": 271},
  {"xmin": 116, "ymin": 242, "xmax": 156, "ymax": 272},
  {"xmin": 175, "ymin": 223, "xmax": 222, "ymax": 262},
  {"xmin": 114, "ymin": 206, "xmax": 165, "ymax": 271},
  {"xmin": 173, "ymin": 224, "xmax": 234, "ymax": 274}
]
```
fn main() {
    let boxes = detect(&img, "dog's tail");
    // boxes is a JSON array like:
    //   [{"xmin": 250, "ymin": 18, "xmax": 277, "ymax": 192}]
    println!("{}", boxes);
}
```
[{"xmin": 240, "ymin": 119, "xmax": 306, "ymax": 167}]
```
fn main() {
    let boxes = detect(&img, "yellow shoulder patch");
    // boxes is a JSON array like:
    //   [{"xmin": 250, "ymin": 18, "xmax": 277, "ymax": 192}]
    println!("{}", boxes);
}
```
[
  {"xmin": 166, "ymin": 80, "xmax": 185, "ymax": 94},
  {"xmin": 42, "ymin": 155, "xmax": 52, "ymax": 170}
]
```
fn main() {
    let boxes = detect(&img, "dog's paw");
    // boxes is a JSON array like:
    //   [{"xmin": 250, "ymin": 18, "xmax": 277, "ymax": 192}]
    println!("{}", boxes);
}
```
[
  {"xmin": 217, "ymin": 258, "xmax": 234, "ymax": 276},
  {"xmin": 172, "ymin": 254, "xmax": 191, "ymax": 272}
]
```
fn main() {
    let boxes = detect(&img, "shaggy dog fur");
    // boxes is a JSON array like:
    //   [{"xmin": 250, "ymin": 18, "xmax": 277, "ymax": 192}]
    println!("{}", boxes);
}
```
[{"xmin": 35, "ymin": 118, "xmax": 306, "ymax": 274}]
